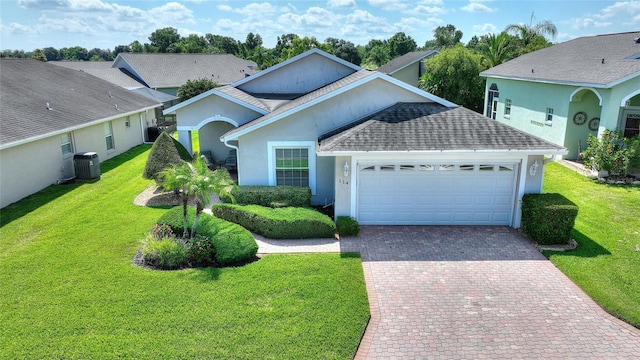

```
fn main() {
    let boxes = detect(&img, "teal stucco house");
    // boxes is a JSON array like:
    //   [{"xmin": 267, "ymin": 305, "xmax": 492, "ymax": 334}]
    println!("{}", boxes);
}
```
[{"xmin": 481, "ymin": 31, "xmax": 640, "ymax": 160}]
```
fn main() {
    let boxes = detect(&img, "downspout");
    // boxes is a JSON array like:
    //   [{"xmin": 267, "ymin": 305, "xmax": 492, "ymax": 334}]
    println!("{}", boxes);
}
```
[{"xmin": 223, "ymin": 138, "xmax": 239, "ymax": 176}]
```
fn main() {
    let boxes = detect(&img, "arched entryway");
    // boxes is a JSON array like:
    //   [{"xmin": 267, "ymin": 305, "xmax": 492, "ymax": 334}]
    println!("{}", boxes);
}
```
[{"xmin": 567, "ymin": 87, "xmax": 602, "ymax": 159}]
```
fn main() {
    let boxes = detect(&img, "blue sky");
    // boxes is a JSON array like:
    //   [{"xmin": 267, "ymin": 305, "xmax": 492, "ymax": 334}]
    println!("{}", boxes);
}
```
[{"xmin": 1, "ymin": 0, "xmax": 638, "ymax": 51}]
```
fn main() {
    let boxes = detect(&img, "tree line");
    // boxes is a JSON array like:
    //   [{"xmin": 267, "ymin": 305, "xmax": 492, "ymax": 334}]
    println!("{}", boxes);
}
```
[{"xmin": 3, "ymin": 18, "xmax": 557, "ymax": 112}]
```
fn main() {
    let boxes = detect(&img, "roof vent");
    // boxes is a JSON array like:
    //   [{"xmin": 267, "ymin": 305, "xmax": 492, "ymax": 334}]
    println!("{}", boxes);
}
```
[
  {"xmin": 115, "ymin": 104, "xmax": 119, "ymax": 110},
  {"xmin": 601, "ymin": 58, "xmax": 605, "ymax": 64},
  {"xmin": 635, "ymin": 37, "xmax": 640, "ymax": 44},
  {"xmin": 531, "ymin": 68, "xmax": 534, "ymax": 73},
  {"xmin": 108, "ymin": 91, "xmax": 112, "ymax": 97},
  {"xmin": 46, "ymin": 102, "xmax": 52, "ymax": 110}
]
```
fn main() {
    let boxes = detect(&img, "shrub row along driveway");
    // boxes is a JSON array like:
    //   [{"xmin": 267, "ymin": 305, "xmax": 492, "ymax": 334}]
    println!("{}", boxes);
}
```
[{"xmin": 340, "ymin": 226, "xmax": 640, "ymax": 359}]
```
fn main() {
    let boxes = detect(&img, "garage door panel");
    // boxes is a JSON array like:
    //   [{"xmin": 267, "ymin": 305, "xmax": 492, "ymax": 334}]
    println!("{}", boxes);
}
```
[{"xmin": 358, "ymin": 163, "xmax": 517, "ymax": 225}]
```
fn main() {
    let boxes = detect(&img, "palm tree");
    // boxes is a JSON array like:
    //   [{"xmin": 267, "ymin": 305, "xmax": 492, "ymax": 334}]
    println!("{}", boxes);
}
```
[
  {"xmin": 160, "ymin": 156, "xmax": 236, "ymax": 238},
  {"xmin": 477, "ymin": 32, "xmax": 517, "ymax": 68},
  {"xmin": 505, "ymin": 16, "xmax": 557, "ymax": 48}
]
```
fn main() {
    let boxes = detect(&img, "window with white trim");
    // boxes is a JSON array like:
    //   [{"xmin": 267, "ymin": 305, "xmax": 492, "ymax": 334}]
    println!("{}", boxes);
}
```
[
  {"xmin": 268, "ymin": 141, "xmax": 316, "ymax": 193},
  {"xmin": 60, "ymin": 132, "xmax": 73, "ymax": 156},
  {"xmin": 545, "ymin": 107, "xmax": 554, "ymax": 125},
  {"xmin": 104, "ymin": 121, "xmax": 115, "ymax": 150},
  {"xmin": 504, "ymin": 99, "xmax": 512, "ymax": 117}
]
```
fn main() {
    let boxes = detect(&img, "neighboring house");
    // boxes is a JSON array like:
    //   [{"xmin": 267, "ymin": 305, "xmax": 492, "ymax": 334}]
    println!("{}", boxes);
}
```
[
  {"xmin": 481, "ymin": 31, "xmax": 640, "ymax": 159},
  {"xmin": 165, "ymin": 49, "xmax": 566, "ymax": 228},
  {"xmin": 111, "ymin": 53, "xmax": 258, "ymax": 96},
  {"xmin": 51, "ymin": 60, "xmax": 180, "ymax": 125},
  {"xmin": 0, "ymin": 59, "xmax": 161, "ymax": 208},
  {"xmin": 377, "ymin": 50, "xmax": 438, "ymax": 87}
]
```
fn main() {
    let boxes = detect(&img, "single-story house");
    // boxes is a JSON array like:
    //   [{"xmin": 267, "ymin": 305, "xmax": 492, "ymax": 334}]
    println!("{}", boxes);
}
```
[
  {"xmin": 0, "ymin": 59, "xmax": 161, "ymax": 208},
  {"xmin": 481, "ymin": 31, "xmax": 640, "ymax": 159},
  {"xmin": 377, "ymin": 50, "xmax": 438, "ymax": 87},
  {"xmin": 111, "ymin": 53, "xmax": 258, "ymax": 96},
  {"xmin": 165, "ymin": 49, "xmax": 566, "ymax": 227}
]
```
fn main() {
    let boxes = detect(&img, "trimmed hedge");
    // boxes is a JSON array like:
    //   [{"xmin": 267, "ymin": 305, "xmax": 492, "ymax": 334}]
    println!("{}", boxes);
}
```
[
  {"xmin": 521, "ymin": 193, "xmax": 578, "ymax": 245},
  {"xmin": 157, "ymin": 206, "xmax": 258, "ymax": 266},
  {"xmin": 211, "ymin": 204, "xmax": 337, "ymax": 239},
  {"xmin": 336, "ymin": 216, "xmax": 360, "ymax": 237},
  {"xmin": 143, "ymin": 132, "xmax": 193, "ymax": 181},
  {"xmin": 224, "ymin": 186, "xmax": 311, "ymax": 208}
]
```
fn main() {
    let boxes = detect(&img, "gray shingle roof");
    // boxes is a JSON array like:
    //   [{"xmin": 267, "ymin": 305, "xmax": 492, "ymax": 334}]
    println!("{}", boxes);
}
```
[
  {"xmin": 376, "ymin": 50, "xmax": 437, "ymax": 74},
  {"xmin": 50, "ymin": 61, "xmax": 146, "ymax": 89},
  {"xmin": 223, "ymin": 69, "xmax": 376, "ymax": 138},
  {"xmin": 318, "ymin": 102, "xmax": 566, "ymax": 153},
  {"xmin": 114, "ymin": 53, "xmax": 257, "ymax": 88},
  {"xmin": 216, "ymin": 86, "xmax": 270, "ymax": 112},
  {"xmin": 0, "ymin": 59, "xmax": 160, "ymax": 147},
  {"xmin": 481, "ymin": 31, "xmax": 640, "ymax": 86}
]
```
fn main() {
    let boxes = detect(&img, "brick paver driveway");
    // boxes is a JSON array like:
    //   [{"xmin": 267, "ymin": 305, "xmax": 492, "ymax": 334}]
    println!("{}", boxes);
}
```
[{"xmin": 340, "ymin": 226, "xmax": 640, "ymax": 359}]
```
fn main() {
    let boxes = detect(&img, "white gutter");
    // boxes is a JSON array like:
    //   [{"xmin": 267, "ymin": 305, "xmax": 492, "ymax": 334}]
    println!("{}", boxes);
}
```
[
  {"xmin": 316, "ymin": 149, "xmax": 569, "ymax": 156},
  {"xmin": 223, "ymin": 138, "xmax": 239, "ymax": 175},
  {"xmin": 0, "ymin": 104, "xmax": 161, "ymax": 151}
]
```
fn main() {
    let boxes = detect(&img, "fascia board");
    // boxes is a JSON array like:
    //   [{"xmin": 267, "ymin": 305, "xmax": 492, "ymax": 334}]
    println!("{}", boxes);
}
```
[
  {"xmin": 316, "ymin": 148, "xmax": 568, "ymax": 156},
  {"xmin": 163, "ymin": 88, "xmax": 268, "ymax": 115},
  {"xmin": 112, "ymin": 54, "xmax": 148, "ymax": 87},
  {"xmin": 0, "ymin": 104, "xmax": 160, "ymax": 151}
]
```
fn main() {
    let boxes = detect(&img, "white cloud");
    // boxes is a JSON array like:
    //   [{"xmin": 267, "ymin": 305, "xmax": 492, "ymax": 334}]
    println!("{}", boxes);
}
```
[
  {"xmin": 367, "ymin": 0, "xmax": 409, "ymax": 12},
  {"xmin": 409, "ymin": 5, "xmax": 446, "ymax": 15},
  {"xmin": 594, "ymin": 1, "xmax": 640, "ymax": 19},
  {"xmin": 472, "ymin": 23, "xmax": 498, "ymax": 35},
  {"xmin": 461, "ymin": 1, "xmax": 496, "ymax": 13},
  {"xmin": 0, "ymin": 22, "xmax": 37, "ymax": 35},
  {"xmin": 567, "ymin": 18, "xmax": 612, "ymax": 30},
  {"xmin": 327, "ymin": 0, "xmax": 356, "ymax": 9}
]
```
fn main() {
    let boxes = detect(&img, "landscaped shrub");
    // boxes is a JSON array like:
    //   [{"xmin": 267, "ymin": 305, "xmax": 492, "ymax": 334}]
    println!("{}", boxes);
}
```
[
  {"xmin": 188, "ymin": 235, "xmax": 216, "ymax": 267},
  {"xmin": 140, "ymin": 234, "xmax": 188, "ymax": 270},
  {"xmin": 211, "ymin": 204, "xmax": 337, "ymax": 239},
  {"xmin": 143, "ymin": 131, "xmax": 193, "ymax": 181},
  {"xmin": 224, "ymin": 185, "xmax": 311, "ymax": 208},
  {"xmin": 581, "ymin": 130, "xmax": 640, "ymax": 175},
  {"xmin": 521, "ymin": 193, "xmax": 578, "ymax": 245},
  {"xmin": 336, "ymin": 216, "xmax": 360, "ymax": 237},
  {"xmin": 157, "ymin": 206, "xmax": 258, "ymax": 266}
]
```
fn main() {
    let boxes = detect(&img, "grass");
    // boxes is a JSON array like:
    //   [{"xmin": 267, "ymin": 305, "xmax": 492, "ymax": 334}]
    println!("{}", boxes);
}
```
[
  {"xmin": 170, "ymin": 130, "xmax": 199, "ymax": 153},
  {"xmin": 543, "ymin": 162, "xmax": 640, "ymax": 328},
  {"xmin": 0, "ymin": 145, "xmax": 369, "ymax": 359}
]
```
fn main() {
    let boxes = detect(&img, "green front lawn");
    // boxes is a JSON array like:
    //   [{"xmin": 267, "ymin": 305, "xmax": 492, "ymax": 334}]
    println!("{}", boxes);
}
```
[
  {"xmin": 0, "ymin": 145, "xmax": 369, "ymax": 359},
  {"xmin": 543, "ymin": 162, "xmax": 640, "ymax": 328}
]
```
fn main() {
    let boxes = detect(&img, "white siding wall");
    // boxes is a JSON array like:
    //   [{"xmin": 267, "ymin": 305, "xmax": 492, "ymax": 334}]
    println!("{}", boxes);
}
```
[{"xmin": 0, "ymin": 111, "xmax": 149, "ymax": 208}]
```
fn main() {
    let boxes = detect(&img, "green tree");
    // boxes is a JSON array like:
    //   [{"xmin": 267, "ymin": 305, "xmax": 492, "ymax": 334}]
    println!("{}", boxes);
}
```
[
  {"xmin": 177, "ymin": 78, "xmax": 219, "ymax": 102},
  {"xmin": 113, "ymin": 44, "xmax": 131, "ymax": 56},
  {"xmin": 432, "ymin": 24, "xmax": 463, "ymax": 49},
  {"xmin": 466, "ymin": 35, "xmax": 480, "ymax": 51},
  {"xmin": 205, "ymin": 34, "xmax": 242, "ymax": 55},
  {"xmin": 159, "ymin": 156, "xmax": 236, "ymax": 238},
  {"xmin": 248, "ymin": 46, "xmax": 274, "ymax": 70},
  {"xmin": 477, "ymin": 32, "xmax": 517, "ymax": 67},
  {"xmin": 419, "ymin": 45, "xmax": 486, "ymax": 113},
  {"xmin": 149, "ymin": 27, "xmax": 181, "ymax": 52},
  {"xmin": 325, "ymin": 37, "xmax": 361, "ymax": 65},
  {"xmin": 42, "ymin": 47, "xmax": 61, "ymax": 61},
  {"xmin": 388, "ymin": 32, "xmax": 417, "ymax": 58},
  {"xmin": 60, "ymin": 46, "xmax": 88, "ymax": 60},
  {"xmin": 365, "ymin": 45, "xmax": 390, "ymax": 67},
  {"xmin": 30, "ymin": 49, "xmax": 47, "ymax": 62},
  {"xmin": 281, "ymin": 36, "xmax": 333, "ymax": 61},
  {"xmin": 505, "ymin": 17, "xmax": 557, "ymax": 48},
  {"xmin": 130, "ymin": 40, "xmax": 144, "ymax": 53},
  {"xmin": 520, "ymin": 34, "xmax": 553, "ymax": 55},
  {"xmin": 244, "ymin": 32, "xmax": 263, "ymax": 52}
]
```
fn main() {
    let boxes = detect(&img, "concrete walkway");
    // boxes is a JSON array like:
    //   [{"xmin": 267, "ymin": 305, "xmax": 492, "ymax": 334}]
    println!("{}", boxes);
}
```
[{"xmin": 339, "ymin": 226, "xmax": 640, "ymax": 359}]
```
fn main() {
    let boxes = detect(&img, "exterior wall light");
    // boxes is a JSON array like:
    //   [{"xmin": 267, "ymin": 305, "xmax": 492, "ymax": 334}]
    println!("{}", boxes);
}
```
[
  {"xmin": 529, "ymin": 160, "xmax": 539, "ymax": 177},
  {"xmin": 343, "ymin": 161, "xmax": 350, "ymax": 177}
]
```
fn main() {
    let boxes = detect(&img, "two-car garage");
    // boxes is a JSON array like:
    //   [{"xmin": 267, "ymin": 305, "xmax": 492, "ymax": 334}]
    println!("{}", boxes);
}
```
[{"xmin": 357, "ymin": 162, "xmax": 519, "ymax": 225}]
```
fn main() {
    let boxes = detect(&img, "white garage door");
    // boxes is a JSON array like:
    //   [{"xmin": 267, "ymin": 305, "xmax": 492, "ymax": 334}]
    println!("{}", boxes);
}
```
[{"xmin": 357, "ymin": 163, "xmax": 518, "ymax": 225}]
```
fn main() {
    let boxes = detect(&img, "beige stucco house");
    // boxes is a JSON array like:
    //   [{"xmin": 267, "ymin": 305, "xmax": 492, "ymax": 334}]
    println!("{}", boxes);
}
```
[
  {"xmin": 165, "ymin": 49, "xmax": 566, "ymax": 227},
  {"xmin": 0, "ymin": 59, "xmax": 161, "ymax": 208}
]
